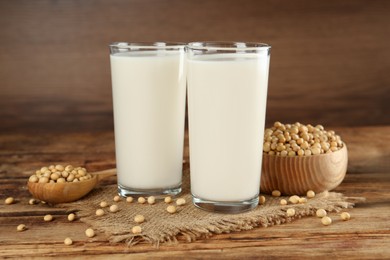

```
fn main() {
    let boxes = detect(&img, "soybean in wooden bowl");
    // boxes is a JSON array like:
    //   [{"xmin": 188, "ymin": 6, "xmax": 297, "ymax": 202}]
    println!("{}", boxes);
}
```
[{"xmin": 260, "ymin": 122, "xmax": 348, "ymax": 196}]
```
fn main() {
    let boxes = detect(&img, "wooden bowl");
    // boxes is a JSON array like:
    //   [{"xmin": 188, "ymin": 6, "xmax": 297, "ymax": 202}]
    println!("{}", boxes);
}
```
[{"xmin": 260, "ymin": 144, "xmax": 348, "ymax": 196}]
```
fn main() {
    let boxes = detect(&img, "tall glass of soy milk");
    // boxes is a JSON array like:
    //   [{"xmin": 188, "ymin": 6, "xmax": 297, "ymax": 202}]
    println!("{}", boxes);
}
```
[
  {"xmin": 110, "ymin": 42, "xmax": 186, "ymax": 197},
  {"xmin": 187, "ymin": 42, "xmax": 271, "ymax": 213}
]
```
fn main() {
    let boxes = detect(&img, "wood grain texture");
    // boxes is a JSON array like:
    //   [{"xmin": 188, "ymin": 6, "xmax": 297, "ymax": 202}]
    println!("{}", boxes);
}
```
[
  {"xmin": 0, "ymin": 0, "xmax": 390, "ymax": 134},
  {"xmin": 0, "ymin": 126, "xmax": 389, "ymax": 258},
  {"xmin": 0, "ymin": 173, "xmax": 389, "ymax": 259},
  {"xmin": 0, "ymin": 0, "xmax": 389, "ymax": 249},
  {"xmin": 261, "ymin": 144, "xmax": 348, "ymax": 195}
]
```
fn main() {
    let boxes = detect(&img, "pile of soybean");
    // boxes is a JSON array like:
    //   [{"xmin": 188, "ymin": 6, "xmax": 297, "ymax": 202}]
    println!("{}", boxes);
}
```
[
  {"xmin": 28, "ymin": 165, "xmax": 92, "ymax": 184},
  {"xmin": 263, "ymin": 122, "xmax": 344, "ymax": 156}
]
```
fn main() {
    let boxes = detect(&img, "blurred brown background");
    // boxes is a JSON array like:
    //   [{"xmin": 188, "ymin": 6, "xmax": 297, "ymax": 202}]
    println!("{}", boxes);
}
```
[{"xmin": 0, "ymin": 0, "xmax": 389, "ymax": 133}]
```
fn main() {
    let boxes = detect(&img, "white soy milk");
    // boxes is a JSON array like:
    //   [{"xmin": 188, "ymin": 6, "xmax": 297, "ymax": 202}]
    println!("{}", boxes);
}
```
[
  {"xmin": 187, "ymin": 53, "xmax": 269, "ymax": 201},
  {"xmin": 110, "ymin": 51, "xmax": 186, "ymax": 190}
]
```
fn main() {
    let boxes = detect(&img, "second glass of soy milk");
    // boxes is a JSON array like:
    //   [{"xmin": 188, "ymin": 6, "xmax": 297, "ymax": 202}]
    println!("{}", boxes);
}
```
[
  {"xmin": 187, "ymin": 42, "xmax": 271, "ymax": 213},
  {"xmin": 109, "ymin": 42, "xmax": 186, "ymax": 197}
]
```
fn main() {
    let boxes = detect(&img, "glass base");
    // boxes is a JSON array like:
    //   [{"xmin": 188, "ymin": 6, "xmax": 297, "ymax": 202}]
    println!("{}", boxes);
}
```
[
  {"xmin": 192, "ymin": 194, "xmax": 259, "ymax": 214},
  {"xmin": 118, "ymin": 183, "xmax": 182, "ymax": 198}
]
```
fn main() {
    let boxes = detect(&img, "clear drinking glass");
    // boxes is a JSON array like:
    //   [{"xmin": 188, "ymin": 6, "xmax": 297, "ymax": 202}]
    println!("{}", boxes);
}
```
[
  {"xmin": 109, "ymin": 42, "xmax": 186, "ymax": 197},
  {"xmin": 187, "ymin": 42, "xmax": 271, "ymax": 213}
]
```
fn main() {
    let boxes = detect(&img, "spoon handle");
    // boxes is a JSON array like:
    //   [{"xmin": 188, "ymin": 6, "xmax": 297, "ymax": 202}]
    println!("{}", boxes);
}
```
[{"xmin": 92, "ymin": 168, "xmax": 117, "ymax": 181}]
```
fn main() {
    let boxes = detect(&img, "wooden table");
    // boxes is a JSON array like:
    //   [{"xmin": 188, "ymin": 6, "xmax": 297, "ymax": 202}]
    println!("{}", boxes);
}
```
[{"xmin": 1, "ymin": 126, "xmax": 389, "ymax": 259}]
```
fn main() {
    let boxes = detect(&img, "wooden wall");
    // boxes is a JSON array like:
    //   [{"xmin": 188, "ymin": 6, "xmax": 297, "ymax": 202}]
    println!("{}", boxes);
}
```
[{"xmin": 0, "ymin": 0, "xmax": 389, "ymax": 133}]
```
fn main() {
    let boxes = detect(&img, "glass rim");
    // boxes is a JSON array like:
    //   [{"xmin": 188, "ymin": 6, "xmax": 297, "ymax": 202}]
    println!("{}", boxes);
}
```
[
  {"xmin": 187, "ymin": 41, "xmax": 271, "ymax": 51},
  {"xmin": 109, "ymin": 42, "xmax": 186, "ymax": 49}
]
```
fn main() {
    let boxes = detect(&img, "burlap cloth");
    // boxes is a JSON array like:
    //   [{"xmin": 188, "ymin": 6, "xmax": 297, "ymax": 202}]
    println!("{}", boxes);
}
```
[{"xmin": 61, "ymin": 169, "xmax": 362, "ymax": 246}]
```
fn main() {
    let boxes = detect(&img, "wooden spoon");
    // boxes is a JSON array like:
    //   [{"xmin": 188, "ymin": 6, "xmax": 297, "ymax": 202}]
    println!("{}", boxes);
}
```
[{"xmin": 27, "ymin": 168, "xmax": 117, "ymax": 204}]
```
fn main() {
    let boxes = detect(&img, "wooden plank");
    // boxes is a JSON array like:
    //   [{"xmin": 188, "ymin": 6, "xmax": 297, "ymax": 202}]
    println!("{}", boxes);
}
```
[
  {"xmin": 1, "ymin": 126, "xmax": 388, "ymax": 180},
  {"xmin": 334, "ymin": 126, "xmax": 390, "ymax": 173},
  {"xmin": 0, "ymin": 171, "xmax": 389, "ymax": 258},
  {"xmin": 0, "ymin": 0, "xmax": 390, "ymax": 130}
]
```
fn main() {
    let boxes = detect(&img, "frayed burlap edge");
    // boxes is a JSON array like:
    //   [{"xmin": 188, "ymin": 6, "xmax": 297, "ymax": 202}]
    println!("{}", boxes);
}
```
[{"xmin": 124, "ymin": 191, "xmax": 364, "ymax": 246}]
